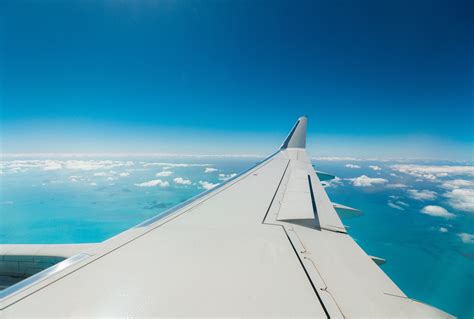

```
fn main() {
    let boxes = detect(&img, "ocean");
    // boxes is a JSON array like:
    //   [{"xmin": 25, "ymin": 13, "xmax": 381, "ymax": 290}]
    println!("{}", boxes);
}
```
[{"xmin": 1, "ymin": 156, "xmax": 473, "ymax": 318}]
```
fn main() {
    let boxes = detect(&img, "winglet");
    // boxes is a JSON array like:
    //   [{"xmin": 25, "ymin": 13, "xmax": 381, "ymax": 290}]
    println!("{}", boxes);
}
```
[{"xmin": 280, "ymin": 116, "xmax": 307, "ymax": 149}]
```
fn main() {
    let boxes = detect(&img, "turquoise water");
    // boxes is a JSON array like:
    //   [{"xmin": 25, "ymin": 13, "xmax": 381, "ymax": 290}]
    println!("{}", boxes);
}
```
[{"xmin": 1, "ymin": 156, "xmax": 473, "ymax": 318}]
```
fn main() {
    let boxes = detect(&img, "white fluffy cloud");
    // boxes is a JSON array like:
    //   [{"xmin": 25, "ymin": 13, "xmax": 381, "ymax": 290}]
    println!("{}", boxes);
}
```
[
  {"xmin": 313, "ymin": 157, "xmax": 362, "ymax": 161},
  {"xmin": 199, "ymin": 181, "xmax": 219, "ymax": 190},
  {"xmin": 143, "ymin": 162, "xmax": 211, "ymax": 168},
  {"xmin": 321, "ymin": 176, "xmax": 343, "ymax": 188},
  {"xmin": 439, "ymin": 227, "xmax": 448, "ymax": 233},
  {"xmin": 156, "ymin": 171, "xmax": 173, "ymax": 177},
  {"xmin": 369, "ymin": 165, "xmax": 382, "ymax": 171},
  {"xmin": 119, "ymin": 172, "xmax": 130, "ymax": 177},
  {"xmin": 391, "ymin": 164, "xmax": 474, "ymax": 180},
  {"xmin": 65, "ymin": 160, "xmax": 134, "ymax": 170},
  {"xmin": 205, "ymin": 167, "xmax": 218, "ymax": 173},
  {"xmin": 444, "ymin": 188, "xmax": 474, "ymax": 212},
  {"xmin": 218, "ymin": 173, "xmax": 237, "ymax": 181},
  {"xmin": 43, "ymin": 161, "xmax": 62, "ymax": 171},
  {"xmin": 407, "ymin": 189, "xmax": 437, "ymax": 200},
  {"xmin": 93, "ymin": 172, "xmax": 107, "ymax": 176},
  {"xmin": 347, "ymin": 175, "xmax": 387, "ymax": 187},
  {"xmin": 420, "ymin": 205, "xmax": 455, "ymax": 219},
  {"xmin": 0, "ymin": 159, "xmax": 137, "ymax": 173},
  {"xmin": 135, "ymin": 179, "xmax": 170, "ymax": 187},
  {"xmin": 441, "ymin": 179, "xmax": 474, "ymax": 190},
  {"xmin": 457, "ymin": 233, "xmax": 474, "ymax": 244},
  {"xmin": 345, "ymin": 164, "xmax": 361, "ymax": 169},
  {"xmin": 173, "ymin": 177, "xmax": 192, "ymax": 185}
]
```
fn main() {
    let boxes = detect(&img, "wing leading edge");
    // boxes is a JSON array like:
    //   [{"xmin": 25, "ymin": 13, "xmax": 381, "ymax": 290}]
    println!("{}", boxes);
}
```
[{"xmin": 0, "ymin": 117, "xmax": 454, "ymax": 318}]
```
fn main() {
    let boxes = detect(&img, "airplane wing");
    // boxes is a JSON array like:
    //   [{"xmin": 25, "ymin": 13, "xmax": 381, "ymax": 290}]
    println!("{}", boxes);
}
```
[{"xmin": 0, "ymin": 117, "xmax": 453, "ymax": 318}]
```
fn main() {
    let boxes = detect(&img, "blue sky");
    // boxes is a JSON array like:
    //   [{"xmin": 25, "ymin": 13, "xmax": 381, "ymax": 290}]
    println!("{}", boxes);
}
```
[{"xmin": 0, "ymin": 0, "xmax": 472, "ymax": 159}]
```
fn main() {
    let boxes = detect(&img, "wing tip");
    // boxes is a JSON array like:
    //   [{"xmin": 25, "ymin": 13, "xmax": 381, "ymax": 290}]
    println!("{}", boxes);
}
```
[{"xmin": 280, "ymin": 116, "xmax": 308, "ymax": 150}]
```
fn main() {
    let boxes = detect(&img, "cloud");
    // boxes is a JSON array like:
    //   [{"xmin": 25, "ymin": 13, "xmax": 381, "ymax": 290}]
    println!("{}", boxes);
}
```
[
  {"xmin": 143, "ymin": 162, "xmax": 211, "ymax": 168},
  {"xmin": 345, "ymin": 164, "xmax": 361, "ymax": 169},
  {"xmin": 386, "ymin": 183, "xmax": 407, "ymax": 188},
  {"xmin": 64, "ymin": 160, "xmax": 134, "ymax": 170},
  {"xmin": 43, "ymin": 161, "xmax": 62, "ymax": 171},
  {"xmin": 93, "ymin": 172, "xmax": 107, "ymax": 176},
  {"xmin": 444, "ymin": 188, "xmax": 474, "ymax": 212},
  {"xmin": 321, "ymin": 176, "xmax": 343, "ymax": 188},
  {"xmin": 388, "ymin": 201, "xmax": 405, "ymax": 211},
  {"xmin": 407, "ymin": 189, "xmax": 437, "ymax": 200},
  {"xmin": 205, "ymin": 167, "xmax": 218, "ymax": 173},
  {"xmin": 313, "ymin": 157, "xmax": 362, "ymax": 161},
  {"xmin": 391, "ymin": 164, "xmax": 474, "ymax": 180},
  {"xmin": 10, "ymin": 167, "xmax": 28, "ymax": 173},
  {"xmin": 173, "ymin": 177, "xmax": 192, "ymax": 185},
  {"xmin": 90, "ymin": 182, "xmax": 97, "ymax": 186},
  {"xmin": 119, "ymin": 172, "xmax": 130, "ymax": 177},
  {"xmin": 4, "ymin": 160, "xmax": 43, "ymax": 171},
  {"xmin": 369, "ymin": 165, "xmax": 382, "ymax": 171},
  {"xmin": 441, "ymin": 179, "xmax": 474, "ymax": 190},
  {"xmin": 6, "ymin": 159, "xmax": 133, "ymax": 171},
  {"xmin": 0, "ymin": 159, "xmax": 123, "ymax": 172},
  {"xmin": 156, "ymin": 171, "xmax": 173, "ymax": 177},
  {"xmin": 135, "ymin": 179, "xmax": 170, "ymax": 188},
  {"xmin": 396, "ymin": 200, "xmax": 409, "ymax": 207},
  {"xmin": 347, "ymin": 175, "xmax": 388, "ymax": 187},
  {"xmin": 0, "ymin": 160, "xmax": 132, "ymax": 172},
  {"xmin": 457, "ymin": 233, "xmax": 474, "ymax": 244},
  {"xmin": 420, "ymin": 205, "xmax": 455, "ymax": 219},
  {"xmin": 218, "ymin": 173, "xmax": 237, "ymax": 181},
  {"xmin": 439, "ymin": 227, "xmax": 448, "ymax": 233},
  {"xmin": 199, "ymin": 181, "xmax": 219, "ymax": 190}
]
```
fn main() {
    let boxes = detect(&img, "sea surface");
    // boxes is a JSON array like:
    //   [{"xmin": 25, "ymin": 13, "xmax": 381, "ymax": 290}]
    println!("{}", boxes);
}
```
[{"xmin": 1, "ymin": 156, "xmax": 473, "ymax": 318}]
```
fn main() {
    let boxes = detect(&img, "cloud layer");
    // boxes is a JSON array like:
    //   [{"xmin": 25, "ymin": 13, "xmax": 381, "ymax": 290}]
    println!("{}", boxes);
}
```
[{"xmin": 391, "ymin": 164, "xmax": 474, "ymax": 180}]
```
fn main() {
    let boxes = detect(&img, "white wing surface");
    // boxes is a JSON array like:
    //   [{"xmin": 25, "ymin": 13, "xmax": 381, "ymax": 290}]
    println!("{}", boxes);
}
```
[{"xmin": 0, "ymin": 117, "xmax": 453, "ymax": 318}]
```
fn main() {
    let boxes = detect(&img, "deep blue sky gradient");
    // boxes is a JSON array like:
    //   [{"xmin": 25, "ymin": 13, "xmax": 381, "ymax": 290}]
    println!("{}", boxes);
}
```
[{"xmin": 1, "ymin": 0, "xmax": 472, "ymax": 158}]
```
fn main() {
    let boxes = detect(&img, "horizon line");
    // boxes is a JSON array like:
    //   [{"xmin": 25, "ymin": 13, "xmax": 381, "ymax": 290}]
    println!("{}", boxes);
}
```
[{"xmin": 0, "ymin": 153, "xmax": 472, "ymax": 163}]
